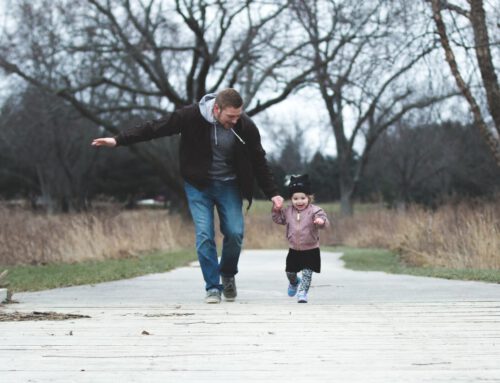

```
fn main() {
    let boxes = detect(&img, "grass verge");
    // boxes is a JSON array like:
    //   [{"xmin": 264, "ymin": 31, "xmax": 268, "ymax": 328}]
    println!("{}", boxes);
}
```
[
  {"xmin": 331, "ymin": 246, "xmax": 500, "ymax": 284},
  {"xmin": 1, "ymin": 249, "xmax": 197, "ymax": 293}
]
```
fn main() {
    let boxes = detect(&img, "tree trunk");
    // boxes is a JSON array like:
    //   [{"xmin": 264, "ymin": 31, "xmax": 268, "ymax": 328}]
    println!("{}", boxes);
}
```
[
  {"xmin": 339, "ymin": 184, "xmax": 354, "ymax": 216},
  {"xmin": 431, "ymin": 0, "xmax": 500, "ymax": 166},
  {"xmin": 339, "ymin": 161, "xmax": 354, "ymax": 216},
  {"xmin": 469, "ymin": 0, "xmax": 500, "ymax": 137}
]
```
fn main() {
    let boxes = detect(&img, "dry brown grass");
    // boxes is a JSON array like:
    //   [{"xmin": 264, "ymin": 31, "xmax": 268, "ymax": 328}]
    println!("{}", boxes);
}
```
[
  {"xmin": 0, "ymin": 204, "xmax": 333, "ymax": 266},
  {"xmin": 334, "ymin": 201, "xmax": 500, "ymax": 270},
  {"xmin": 331, "ymin": 208, "xmax": 400, "ymax": 249},
  {"xmin": 3, "ymin": 199, "xmax": 499, "ymax": 270},
  {"xmin": 241, "ymin": 213, "xmax": 285, "ymax": 249},
  {"xmin": 0, "ymin": 207, "xmax": 193, "ymax": 265}
]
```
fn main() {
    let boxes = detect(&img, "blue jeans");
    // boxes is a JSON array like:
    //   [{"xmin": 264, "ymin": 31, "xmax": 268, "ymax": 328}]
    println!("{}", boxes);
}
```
[{"xmin": 184, "ymin": 180, "xmax": 244, "ymax": 291}]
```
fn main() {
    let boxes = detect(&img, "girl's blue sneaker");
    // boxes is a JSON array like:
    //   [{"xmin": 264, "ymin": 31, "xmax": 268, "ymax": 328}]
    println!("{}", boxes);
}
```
[{"xmin": 287, "ymin": 277, "xmax": 301, "ymax": 297}]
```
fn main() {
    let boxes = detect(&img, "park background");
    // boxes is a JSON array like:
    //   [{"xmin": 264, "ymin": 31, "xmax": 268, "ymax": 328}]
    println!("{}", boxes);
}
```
[{"xmin": 0, "ymin": 0, "xmax": 499, "ymax": 293}]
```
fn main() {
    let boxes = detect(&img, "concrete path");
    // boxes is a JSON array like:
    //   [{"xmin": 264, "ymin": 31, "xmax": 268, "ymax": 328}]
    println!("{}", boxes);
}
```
[{"xmin": 1, "ymin": 250, "xmax": 500, "ymax": 382}]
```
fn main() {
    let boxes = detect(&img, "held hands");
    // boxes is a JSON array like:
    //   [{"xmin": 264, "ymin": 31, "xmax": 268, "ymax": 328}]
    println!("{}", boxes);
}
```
[
  {"xmin": 314, "ymin": 217, "xmax": 325, "ymax": 226},
  {"xmin": 91, "ymin": 137, "xmax": 117, "ymax": 147},
  {"xmin": 271, "ymin": 195, "xmax": 284, "ymax": 212}
]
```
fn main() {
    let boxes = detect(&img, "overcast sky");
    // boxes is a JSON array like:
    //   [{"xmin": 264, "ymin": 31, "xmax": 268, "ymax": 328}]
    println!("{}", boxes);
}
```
[{"xmin": 255, "ymin": 88, "xmax": 338, "ymax": 160}]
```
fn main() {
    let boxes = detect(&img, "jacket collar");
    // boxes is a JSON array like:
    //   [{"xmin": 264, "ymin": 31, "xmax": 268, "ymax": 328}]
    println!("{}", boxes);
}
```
[{"xmin": 291, "ymin": 203, "xmax": 312, "ymax": 213}]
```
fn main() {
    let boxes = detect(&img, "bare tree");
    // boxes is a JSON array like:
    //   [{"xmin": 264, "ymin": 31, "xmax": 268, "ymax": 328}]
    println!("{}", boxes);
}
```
[
  {"xmin": 0, "ymin": 0, "xmax": 315, "ymax": 206},
  {"xmin": 0, "ymin": 86, "xmax": 100, "ymax": 212},
  {"xmin": 365, "ymin": 120, "xmax": 500, "ymax": 206},
  {"xmin": 291, "ymin": 0, "xmax": 453, "ymax": 215},
  {"xmin": 429, "ymin": 0, "xmax": 500, "ymax": 165},
  {"xmin": 366, "ymin": 122, "xmax": 454, "ymax": 209}
]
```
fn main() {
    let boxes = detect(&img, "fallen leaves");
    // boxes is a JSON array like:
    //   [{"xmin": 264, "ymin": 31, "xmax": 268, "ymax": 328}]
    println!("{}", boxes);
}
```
[{"xmin": 0, "ymin": 311, "xmax": 90, "ymax": 322}]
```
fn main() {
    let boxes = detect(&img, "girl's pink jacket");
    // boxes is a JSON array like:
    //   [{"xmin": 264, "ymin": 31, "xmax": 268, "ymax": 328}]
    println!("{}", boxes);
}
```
[{"xmin": 272, "ymin": 204, "xmax": 329, "ymax": 251}]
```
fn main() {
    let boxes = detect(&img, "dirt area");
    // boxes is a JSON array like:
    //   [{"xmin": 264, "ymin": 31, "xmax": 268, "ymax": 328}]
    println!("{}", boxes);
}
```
[{"xmin": 0, "ymin": 310, "xmax": 90, "ymax": 322}]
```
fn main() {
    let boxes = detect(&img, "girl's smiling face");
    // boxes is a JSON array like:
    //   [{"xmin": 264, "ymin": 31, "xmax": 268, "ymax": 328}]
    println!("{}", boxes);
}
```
[{"xmin": 291, "ymin": 192, "xmax": 309, "ymax": 210}]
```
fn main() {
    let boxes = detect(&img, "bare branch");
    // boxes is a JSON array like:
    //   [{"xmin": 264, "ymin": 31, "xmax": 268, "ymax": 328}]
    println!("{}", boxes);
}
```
[
  {"xmin": 424, "ymin": 0, "xmax": 470, "ymax": 17},
  {"xmin": 431, "ymin": 0, "xmax": 500, "ymax": 165},
  {"xmin": 88, "ymin": 0, "xmax": 184, "ymax": 106},
  {"xmin": 349, "ymin": 46, "xmax": 436, "ymax": 147}
]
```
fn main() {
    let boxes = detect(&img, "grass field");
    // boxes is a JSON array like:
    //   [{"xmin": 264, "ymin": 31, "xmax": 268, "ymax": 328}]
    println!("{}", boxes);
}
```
[
  {"xmin": 2, "ymin": 249, "xmax": 196, "ymax": 293},
  {"xmin": 336, "ymin": 247, "xmax": 500, "ymax": 284}
]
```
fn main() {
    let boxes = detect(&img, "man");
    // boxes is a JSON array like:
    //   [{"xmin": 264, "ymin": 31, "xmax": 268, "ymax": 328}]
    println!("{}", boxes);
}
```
[{"xmin": 92, "ymin": 88, "xmax": 284, "ymax": 303}]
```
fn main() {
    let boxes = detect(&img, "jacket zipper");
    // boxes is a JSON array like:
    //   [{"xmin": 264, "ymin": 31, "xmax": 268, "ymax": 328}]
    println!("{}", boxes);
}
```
[
  {"xmin": 295, "ymin": 207, "xmax": 302, "ymax": 251},
  {"xmin": 231, "ymin": 128, "xmax": 246, "ymax": 144}
]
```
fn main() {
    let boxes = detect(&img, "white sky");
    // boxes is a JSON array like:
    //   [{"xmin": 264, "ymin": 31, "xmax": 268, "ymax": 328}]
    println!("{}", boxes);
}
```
[{"xmin": 254, "ymin": 88, "xmax": 338, "ymax": 160}]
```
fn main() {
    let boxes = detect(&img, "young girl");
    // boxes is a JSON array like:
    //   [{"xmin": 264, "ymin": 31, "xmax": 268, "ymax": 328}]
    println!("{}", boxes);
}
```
[{"xmin": 272, "ymin": 174, "xmax": 329, "ymax": 303}]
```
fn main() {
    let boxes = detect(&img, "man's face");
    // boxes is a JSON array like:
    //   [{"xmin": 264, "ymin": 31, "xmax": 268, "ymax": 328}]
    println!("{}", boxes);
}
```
[{"xmin": 214, "ymin": 104, "xmax": 242, "ymax": 129}]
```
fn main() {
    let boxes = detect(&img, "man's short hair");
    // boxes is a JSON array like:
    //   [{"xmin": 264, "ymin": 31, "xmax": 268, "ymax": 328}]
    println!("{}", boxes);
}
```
[{"xmin": 215, "ymin": 88, "xmax": 243, "ymax": 110}]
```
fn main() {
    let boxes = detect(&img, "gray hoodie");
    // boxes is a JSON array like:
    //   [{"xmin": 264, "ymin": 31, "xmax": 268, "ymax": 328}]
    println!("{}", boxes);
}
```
[{"xmin": 199, "ymin": 93, "xmax": 239, "ymax": 181}]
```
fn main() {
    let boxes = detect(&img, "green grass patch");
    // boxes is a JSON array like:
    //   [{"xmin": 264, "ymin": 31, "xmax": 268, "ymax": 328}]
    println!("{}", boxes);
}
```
[
  {"xmin": 1, "ymin": 249, "xmax": 197, "ymax": 293},
  {"xmin": 330, "ymin": 246, "xmax": 500, "ymax": 284}
]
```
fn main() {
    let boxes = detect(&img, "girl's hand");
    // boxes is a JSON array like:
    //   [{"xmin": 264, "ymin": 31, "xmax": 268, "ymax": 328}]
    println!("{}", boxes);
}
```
[
  {"xmin": 271, "ymin": 195, "xmax": 284, "ymax": 210},
  {"xmin": 314, "ymin": 217, "xmax": 325, "ymax": 226},
  {"xmin": 272, "ymin": 205, "xmax": 282, "ymax": 213}
]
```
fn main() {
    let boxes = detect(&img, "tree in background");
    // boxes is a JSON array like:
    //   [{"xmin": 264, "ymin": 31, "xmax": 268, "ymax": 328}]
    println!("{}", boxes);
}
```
[
  {"xmin": 291, "ymin": 0, "xmax": 454, "ymax": 215},
  {"xmin": 0, "ymin": 88, "xmax": 184, "ymax": 212},
  {"xmin": 363, "ymin": 121, "xmax": 500, "ymax": 208},
  {"xmin": 0, "ymin": 86, "xmax": 100, "ymax": 212},
  {"xmin": 0, "ymin": 0, "xmax": 316, "ymax": 208},
  {"xmin": 267, "ymin": 122, "xmax": 340, "ymax": 203},
  {"xmin": 306, "ymin": 153, "xmax": 340, "ymax": 202},
  {"xmin": 429, "ymin": 0, "xmax": 500, "ymax": 165},
  {"xmin": 1, "ymin": 1, "xmax": 497, "ymax": 212},
  {"xmin": 91, "ymin": 145, "xmax": 172, "ymax": 207},
  {"xmin": 266, "ymin": 125, "xmax": 306, "ymax": 199},
  {"xmin": 364, "ymin": 122, "xmax": 455, "ymax": 209}
]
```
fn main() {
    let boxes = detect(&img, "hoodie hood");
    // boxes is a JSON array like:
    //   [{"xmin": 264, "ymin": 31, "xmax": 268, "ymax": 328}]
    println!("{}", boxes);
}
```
[
  {"xmin": 199, "ymin": 93, "xmax": 217, "ymax": 123},
  {"xmin": 198, "ymin": 92, "xmax": 247, "ymax": 145}
]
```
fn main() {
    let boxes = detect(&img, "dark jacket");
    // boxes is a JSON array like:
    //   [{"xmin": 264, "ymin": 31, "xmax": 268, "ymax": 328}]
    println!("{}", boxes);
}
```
[{"xmin": 114, "ymin": 103, "xmax": 279, "ymax": 206}]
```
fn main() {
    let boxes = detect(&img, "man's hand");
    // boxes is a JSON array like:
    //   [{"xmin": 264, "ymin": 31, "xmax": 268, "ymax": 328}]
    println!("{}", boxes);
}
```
[
  {"xmin": 314, "ymin": 217, "xmax": 325, "ymax": 226},
  {"xmin": 91, "ymin": 137, "xmax": 117, "ymax": 147},
  {"xmin": 271, "ymin": 195, "xmax": 284, "ymax": 211}
]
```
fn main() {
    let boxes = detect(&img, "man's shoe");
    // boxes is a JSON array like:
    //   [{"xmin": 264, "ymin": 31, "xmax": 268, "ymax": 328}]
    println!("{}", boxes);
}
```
[
  {"xmin": 297, "ymin": 291, "xmax": 308, "ymax": 303},
  {"xmin": 287, "ymin": 277, "xmax": 301, "ymax": 297},
  {"xmin": 221, "ymin": 276, "xmax": 237, "ymax": 301},
  {"xmin": 205, "ymin": 288, "xmax": 221, "ymax": 304}
]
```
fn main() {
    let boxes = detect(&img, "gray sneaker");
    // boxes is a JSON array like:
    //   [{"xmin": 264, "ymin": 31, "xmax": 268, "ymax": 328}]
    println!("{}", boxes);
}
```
[
  {"xmin": 221, "ymin": 276, "xmax": 237, "ymax": 301},
  {"xmin": 205, "ymin": 288, "xmax": 221, "ymax": 304}
]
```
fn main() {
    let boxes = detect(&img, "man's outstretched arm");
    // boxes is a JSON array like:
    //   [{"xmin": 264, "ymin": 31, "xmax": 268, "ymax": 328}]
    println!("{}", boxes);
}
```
[{"xmin": 92, "ymin": 109, "xmax": 184, "ymax": 148}]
